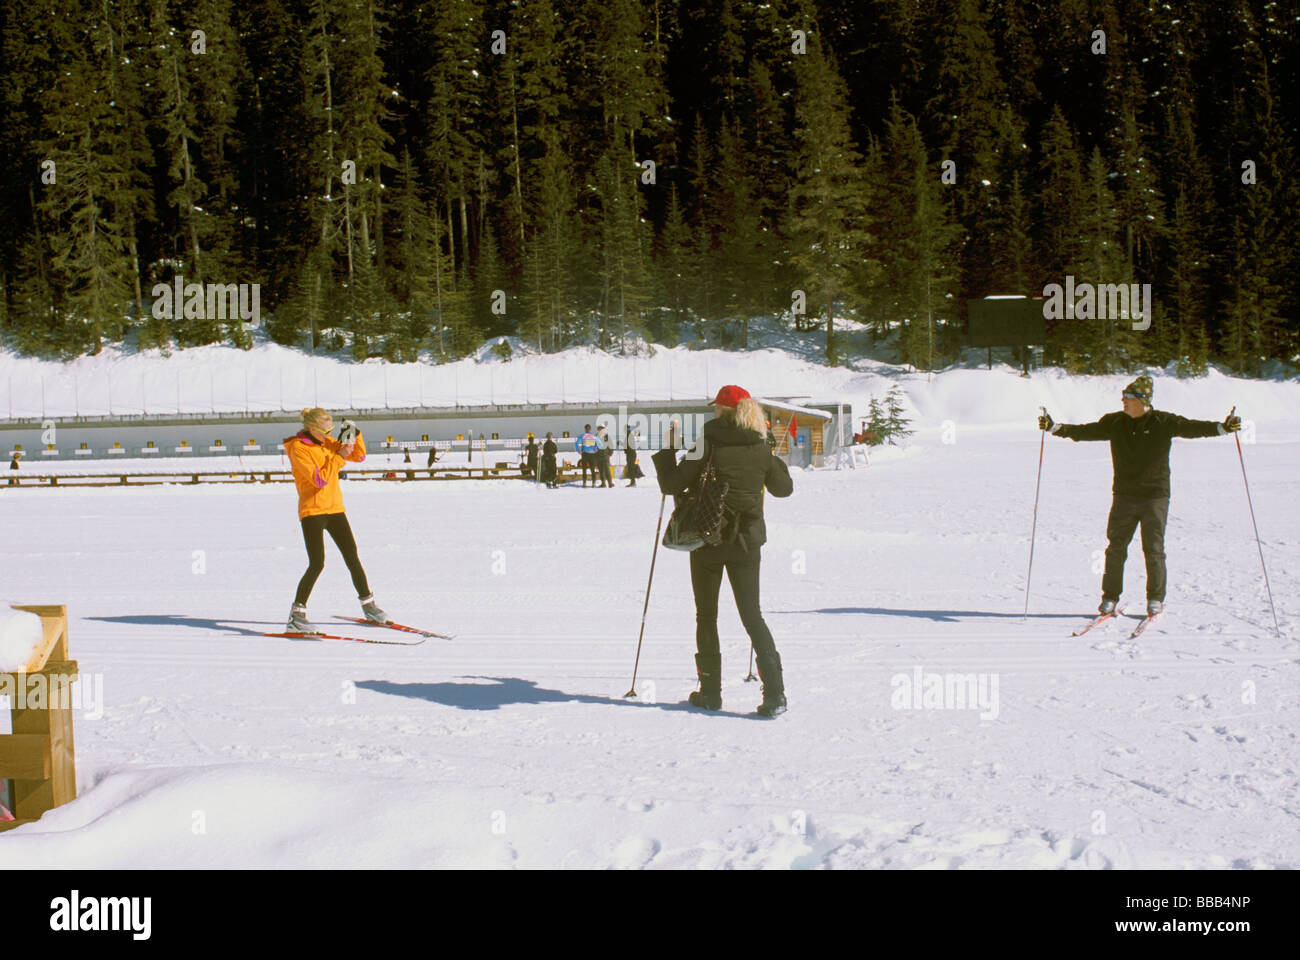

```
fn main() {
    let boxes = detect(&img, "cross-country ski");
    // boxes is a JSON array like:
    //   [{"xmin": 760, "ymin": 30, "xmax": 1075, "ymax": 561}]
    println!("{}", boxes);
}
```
[
  {"xmin": 264, "ymin": 630, "xmax": 427, "ymax": 646},
  {"xmin": 334, "ymin": 616, "xmax": 454, "ymax": 640}
]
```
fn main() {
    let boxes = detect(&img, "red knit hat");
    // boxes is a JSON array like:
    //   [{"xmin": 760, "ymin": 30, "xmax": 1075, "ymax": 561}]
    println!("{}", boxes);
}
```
[{"xmin": 711, "ymin": 384, "xmax": 751, "ymax": 407}]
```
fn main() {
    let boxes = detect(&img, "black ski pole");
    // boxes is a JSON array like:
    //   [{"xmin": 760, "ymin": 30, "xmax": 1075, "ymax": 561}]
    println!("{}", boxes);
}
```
[
  {"xmin": 1023, "ymin": 406, "xmax": 1047, "ymax": 620},
  {"xmin": 745, "ymin": 643, "xmax": 757, "ymax": 681},
  {"xmin": 1229, "ymin": 407, "xmax": 1281, "ymax": 638},
  {"xmin": 626, "ymin": 493, "xmax": 668, "ymax": 697}
]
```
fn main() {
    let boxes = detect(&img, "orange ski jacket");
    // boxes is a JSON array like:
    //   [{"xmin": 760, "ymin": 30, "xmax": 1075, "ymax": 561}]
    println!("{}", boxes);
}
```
[{"xmin": 283, "ymin": 429, "xmax": 367, "ymax": 518}]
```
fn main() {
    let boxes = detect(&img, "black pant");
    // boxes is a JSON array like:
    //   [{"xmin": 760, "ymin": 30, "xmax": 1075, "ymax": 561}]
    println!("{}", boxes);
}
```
[
  {"xmin": 689, "ymin": 542, "xmax": 778, "ymax": 662},
  {"xmin": 295, "ymin": 513, "xmax": 371, "ymax": 605},
  {"xmin": 1102, "ymin": 494, "xmax": 1170, "ymax": 602}
]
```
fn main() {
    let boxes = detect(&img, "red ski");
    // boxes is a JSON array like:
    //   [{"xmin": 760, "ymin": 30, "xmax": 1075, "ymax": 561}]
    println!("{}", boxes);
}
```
[
  {"xmin": 1070, "ymin": 611, "xmax": 1119, "ymax": 637},
  {"xmin": 265, "ymin": 630, "xmax": 426, "ymax": 646},
  {"xmin": 334, "ymin": 616, "xmax": 454, "ymax": 640},
  {"xmin": 1128, "ymin": 612, "xmax": 1160, "ymax": 639}
]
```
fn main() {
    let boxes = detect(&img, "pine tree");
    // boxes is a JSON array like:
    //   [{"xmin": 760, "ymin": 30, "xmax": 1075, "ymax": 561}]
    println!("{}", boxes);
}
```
[
  {"xmin": 875, "ymin": 97, "xmax": 961, "ymax": 371},
  {"xmin": 594, "ymin": 143, "xmax": 653, "ymax": 353},
  {"xmin": 474, "ymin": 219, "xmax": 508, "ymax": 338},
  {"xmin": 387, "ymin": 150, "xmax": 434, "ymax": 361},
  {"xmin": 1156, "ymin": 38, "xmax": 1212, "ymax": 374},
  {"xmin": 1111, "ymin": 100, "xmax": 1164, "ymax": 295},
  {"xmin": 1218, "ymin": 0, "xmax": 1291, "ymax": 374},
  {"xmin": 706, "ymin": 119, "xmax": 767, "ymax": 347},
  {"xmin": 884, "ymin": 385, "xmax": 914, "ymax": 444},
  {"xmin": 97, "ymin": 0, "xmax": 154, "ymax": 338},
  {"xmin": 922, "ymin": 0, "xmax": 1007, "ymax": 300},
  {"xmin": 988, "ymin": 172, "xmax": 1033, "ymax": 294},
  {"xmin": 425, "ymin": 0, "xmax": 486, "ymax": 282},
  {"xmin": 785, "ymin": 32, "xmax": 869, "ymax": 363},
  {"xmin": 151, "ymin": 0, "xmax": 224, "ymax": 344},
  {"xmin": 335, "ymin": 0, "xmax": 396, "ymax": 354},
  {"xmin": 686, "ymin": 120, "xmax": 718, "ymax": 332},
  {"xmin": 653, "ymin": 184, "xmax": 693, "ymax": 342},
  {"xmin": 299, "ymin": 0, "xmax": 346, "ymax": 351},
  {"xmin": 35, "ymin": 9, "xmax": 135, "ymax": 355},
  {"xmin": 1074, "ymin": 147, "xmax": 1131, "ymax": 373},
  {"xmin": 1036, "ymin": 106, "xmax": 1085, "ymax": 282},
  {"xmin": 1166, "ymin": 189, "xmax": 1210, "ymax": 375},
  {"xmin": 863, "ymin": 394, "xmax": 885, "ymax": 445},
  {"xmin": 522, "ymin": 133, "xmax": 577, "ymax": 351}
]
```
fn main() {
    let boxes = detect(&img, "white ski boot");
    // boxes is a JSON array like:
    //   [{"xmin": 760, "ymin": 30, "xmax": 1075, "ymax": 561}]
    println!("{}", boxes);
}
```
[
  {"xmin": 360, "ymin": 594, "xmax": 388, "ymax": 624},
  {"xmin": 287, "ymin": 603, "xmax": 318, "ymax": 634}
]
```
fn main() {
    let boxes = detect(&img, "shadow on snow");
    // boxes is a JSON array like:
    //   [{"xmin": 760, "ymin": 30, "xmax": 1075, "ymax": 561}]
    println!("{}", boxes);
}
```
[{"xmin": 356, "ymin": 676, "xmax": 763, "ymax": 718}]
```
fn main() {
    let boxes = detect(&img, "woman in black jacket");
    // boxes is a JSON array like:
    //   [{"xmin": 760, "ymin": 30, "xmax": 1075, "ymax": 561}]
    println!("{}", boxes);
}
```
[{"xmin": 653, "ymin": 385, "xmax": 794, "ymax": 717}]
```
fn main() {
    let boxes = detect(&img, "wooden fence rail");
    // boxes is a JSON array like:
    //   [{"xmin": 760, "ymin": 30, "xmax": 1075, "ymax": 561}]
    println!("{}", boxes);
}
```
[{"xmin": 4, "ymin": 464, "xmax": 582, "ymax": 488}]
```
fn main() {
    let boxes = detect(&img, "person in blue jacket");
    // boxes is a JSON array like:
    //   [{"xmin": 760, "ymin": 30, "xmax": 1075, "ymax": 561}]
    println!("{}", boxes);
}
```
[{"xmin": 575, "ymin": 424, "xmax": 602, "ymax": 487}]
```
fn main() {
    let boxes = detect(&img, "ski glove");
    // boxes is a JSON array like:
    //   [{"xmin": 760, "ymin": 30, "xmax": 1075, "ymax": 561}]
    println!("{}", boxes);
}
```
[
  {"xmin": 1038, "ymin": 412, "xmax": 1063, "ymax": 434},
  {"xmin": 337, "ymin": 420, "xmax": 359, "ymax": 444},
  {"xmin": 1218, "ymin": 414, "xmax": 1242, "ymax": 434}
]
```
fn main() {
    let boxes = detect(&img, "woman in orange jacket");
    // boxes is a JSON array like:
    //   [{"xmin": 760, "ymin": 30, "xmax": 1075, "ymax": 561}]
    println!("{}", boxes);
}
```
[{"xmin": 283, "ymin": 407, "xmax": 387, "ymax": 633}]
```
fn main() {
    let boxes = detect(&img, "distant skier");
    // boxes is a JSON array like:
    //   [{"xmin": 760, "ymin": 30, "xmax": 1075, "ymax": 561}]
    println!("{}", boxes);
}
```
[
  {"xmin": 1039, "ymin": 376, "xmax": 1241, "ymax": 617},
  {"xmin": 654, "ymin": 385, "xmax": 794, "ymax": 717},
  {"xmin": 624, "ymin": 426, "xmax": 644, "ymax": 486},
  {"xmin": 576, "ymin": 424, "xmax": 601, "ymax": 487},
  {"xmin": 427, "ymin": 445, "xmax": 439, "ymax": 469},
  {"xmin": 596, "ymin": 425, "xmax": 614, "ymax": 488},
  {"xmin": 283, "ymin": 408, "xmax": 387, "ymax": 633},
  {"xmin": 542, "ymin": 432, "xmax": 558, "ymax": 488},
  {"xmin": 526, "ymin": 437, "xmax": 539, "ymax": 479}
]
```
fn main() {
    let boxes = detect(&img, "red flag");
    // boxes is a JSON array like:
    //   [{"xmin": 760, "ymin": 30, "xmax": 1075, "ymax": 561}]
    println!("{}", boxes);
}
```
[{"xmin": 786, "ymin": 414, "xmax": 798, "ymax": 439}]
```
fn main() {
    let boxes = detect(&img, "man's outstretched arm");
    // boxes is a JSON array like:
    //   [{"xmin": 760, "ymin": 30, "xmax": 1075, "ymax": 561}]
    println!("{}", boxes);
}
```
[{"xmin": 1040, "ymin": 410, "xmax": 1112, "ymax": 441}]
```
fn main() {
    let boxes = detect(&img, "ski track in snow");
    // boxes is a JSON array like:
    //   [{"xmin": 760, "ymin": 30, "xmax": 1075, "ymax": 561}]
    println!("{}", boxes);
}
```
[{"xmin": 1, "ymin": 426, "xmax": 1297, "ymax": 869}]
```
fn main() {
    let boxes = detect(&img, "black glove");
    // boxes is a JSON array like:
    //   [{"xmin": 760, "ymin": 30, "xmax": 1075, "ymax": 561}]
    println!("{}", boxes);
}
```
[
  {"xmin": 1038, "ymin": 412, "xmax": 1054, "ymax": 432},
  {"xmin": 1220, "ymin": 413, "xmax": 1241, "ymax": 434}
]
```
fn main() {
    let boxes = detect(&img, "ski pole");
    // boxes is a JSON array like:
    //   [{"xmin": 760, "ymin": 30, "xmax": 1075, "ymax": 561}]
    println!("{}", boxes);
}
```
[
  {"xmin": 1023, "ymin": 406, "xmax": 1047, "ymax": 620},
  {"xmin": 745, "ymin": 643, "xmax": 757, "ymax": 682},
  {"xmin": 1229, "ymin": 407, "xmax": 1281, "ymax": 638},
  {"xmin": 626, "ymin": 493, "xmax": 668, "ymax": 697}
]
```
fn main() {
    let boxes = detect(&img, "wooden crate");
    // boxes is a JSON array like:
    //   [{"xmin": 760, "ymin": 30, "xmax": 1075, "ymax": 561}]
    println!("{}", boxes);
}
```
[{"xmin": 0, "ymin": 605, "xmax": 77, "ymax": 833}]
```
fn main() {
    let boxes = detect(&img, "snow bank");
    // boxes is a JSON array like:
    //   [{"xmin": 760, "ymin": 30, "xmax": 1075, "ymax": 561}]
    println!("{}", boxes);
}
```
[{"xmin": 0, "ymin": 604, "xmax": 45, "ymax": 672}]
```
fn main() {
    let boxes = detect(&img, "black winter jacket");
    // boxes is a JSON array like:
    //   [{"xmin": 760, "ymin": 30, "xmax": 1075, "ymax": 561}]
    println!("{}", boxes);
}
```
[
  {"xmin": 652, "ymin": 418, "xmax": 794, "ymax": 550},
  {"xmin": 1056, "ymin": 409, "xmax": 1222, "ymax": 498}
]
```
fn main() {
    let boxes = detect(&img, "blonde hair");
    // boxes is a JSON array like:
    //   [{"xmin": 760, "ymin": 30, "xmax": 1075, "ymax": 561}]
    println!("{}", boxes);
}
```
[
  {"xmin": 721, "ymin": 397, "xmax": 767, "ymax": 436},
  {"xmin": 301, "ymin": 407, "xmax": 332, "ymax": 432}
]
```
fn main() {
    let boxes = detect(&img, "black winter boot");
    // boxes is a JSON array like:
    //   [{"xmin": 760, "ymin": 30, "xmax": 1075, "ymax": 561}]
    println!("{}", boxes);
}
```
[
  {"xmin": 756, "ymin": 653, "xmax": 787, "ymax": 718},
  {"xmin": 688, "ymin": 654, "xmax": 722, "ymax": 710}
]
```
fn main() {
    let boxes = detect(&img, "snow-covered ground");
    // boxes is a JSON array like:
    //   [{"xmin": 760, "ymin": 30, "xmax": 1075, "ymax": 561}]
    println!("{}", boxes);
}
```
[{"xmin": 1, "ymin": 362, "xmax": 1296, "ymax": 868}]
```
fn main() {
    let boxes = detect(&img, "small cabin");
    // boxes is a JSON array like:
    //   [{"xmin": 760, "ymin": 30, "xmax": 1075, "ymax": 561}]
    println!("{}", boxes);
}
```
[{"xmin": 760, "ymin": 400, "xmax": 833, "ymax": 467}]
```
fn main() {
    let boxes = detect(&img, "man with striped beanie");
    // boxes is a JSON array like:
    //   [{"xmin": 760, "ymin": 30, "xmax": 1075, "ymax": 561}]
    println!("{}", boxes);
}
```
[{"xmin": 1038, "ymin": 376, "xmax": 1241, "ymax": 617}]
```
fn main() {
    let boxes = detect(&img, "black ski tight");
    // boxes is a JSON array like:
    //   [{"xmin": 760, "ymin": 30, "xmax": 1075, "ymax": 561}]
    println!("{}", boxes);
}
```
[
  {"xmin": 689, "ymin": 542, "xmax": 779, "ymax": 664},
  {"xmin": 295, "ymin": 512, "xmax": 371, "ymax": 605}
]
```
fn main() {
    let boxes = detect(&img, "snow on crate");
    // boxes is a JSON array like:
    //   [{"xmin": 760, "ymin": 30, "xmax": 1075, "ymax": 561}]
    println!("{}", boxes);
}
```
[{"xmin": 0, "ymin": 604, "xmax": 46, "ymax": 672}]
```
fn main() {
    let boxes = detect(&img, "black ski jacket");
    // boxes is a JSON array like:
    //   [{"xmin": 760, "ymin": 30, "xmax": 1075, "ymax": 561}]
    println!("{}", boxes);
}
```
[
  {"xmin": 1056, "ymin": 409, "xmax": 1221, "ymax": 498},
  {"xmin": 652, "ymin": 418, "xmax": 793, "ymax": 550}
]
